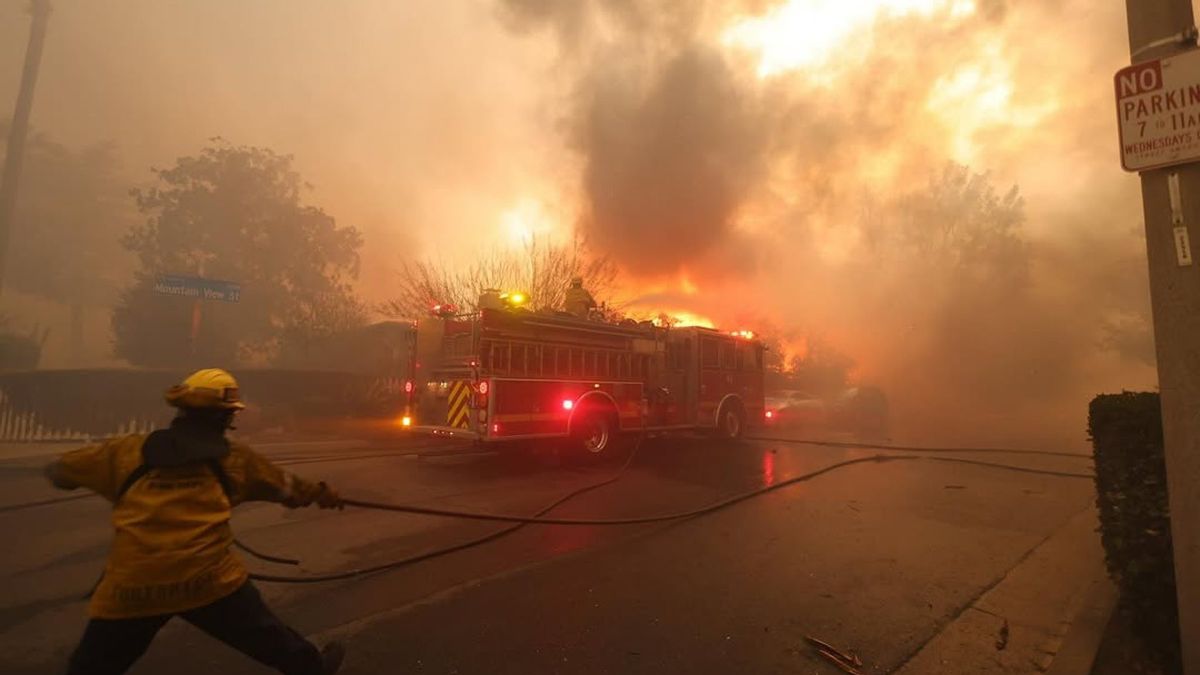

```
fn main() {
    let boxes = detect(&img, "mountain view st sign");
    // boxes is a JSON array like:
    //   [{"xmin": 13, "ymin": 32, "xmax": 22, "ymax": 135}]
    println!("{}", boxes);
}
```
[
  {"xmin": 1116, "ymin": 48, "xmax": 1200, "ymax": 172},
  {"xmin": 153, "ymin": 275, "xmax": 241, "ymax": 303}
]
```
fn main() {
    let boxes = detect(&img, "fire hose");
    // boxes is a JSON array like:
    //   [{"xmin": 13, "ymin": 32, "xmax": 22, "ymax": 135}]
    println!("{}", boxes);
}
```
[
  {"xmin": 743, "ymin": 436, "xmax": 1092, "ymax": 459},
  {"xmin": 246, "ymin": 433, "xmax": 647, "ymax": 583},
  {"xmin": 243, "ymin": 437, "xmax": 1094, "ymax": 584},
  {"xmin": 333, "ymin": 455, "xmax": 1091, "ymax": 526}
]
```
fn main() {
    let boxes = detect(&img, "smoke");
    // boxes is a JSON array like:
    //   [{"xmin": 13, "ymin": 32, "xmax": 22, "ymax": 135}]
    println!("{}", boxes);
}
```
[
  {"xmin": 499, "ymin": 0, "xmax": 1158, "ymax": 449},
  {"xmin": 502, "ymin": 0, "xmax": 777, "ymax": 276},
  {"xmin": 576, "ymin": 46, "xmax": 767, "ymax": 274},
  {"xmin": 0, "ymin": 0, "xmax": 1161, "ymax": 448}
]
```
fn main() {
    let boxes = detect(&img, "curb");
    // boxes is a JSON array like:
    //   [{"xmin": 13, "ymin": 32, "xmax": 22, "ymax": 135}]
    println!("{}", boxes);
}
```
[
  {"xmin": 892, "ymin": 507, "xmax": 1109, "ymax": 675},
  {"xmin": 1045, "ymin": 575, "xmax": 1118, "ymax": 675}
]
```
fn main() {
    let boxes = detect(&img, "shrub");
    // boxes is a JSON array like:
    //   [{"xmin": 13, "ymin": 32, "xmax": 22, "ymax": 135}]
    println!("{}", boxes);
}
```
[
  {"xmin": 1088, "ymin": 391, "xmax": 1180, "ymax": 674},
  {"xmin": 0, "ymin": 316, "xmax": 46, "ymax": 371}
]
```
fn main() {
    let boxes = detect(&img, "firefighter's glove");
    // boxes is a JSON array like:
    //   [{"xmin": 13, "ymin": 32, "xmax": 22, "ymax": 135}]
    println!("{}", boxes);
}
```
[
  {"xmin": 314, "ymin": 482, "xmax": 343, "ymax": 510},
  {"xmin": 44, "ymin": 461, "xmax": 80, "ymax": 491},
  {"xmin": 284, "ymin": 481, "xmax": 343, "ymax": 510}
]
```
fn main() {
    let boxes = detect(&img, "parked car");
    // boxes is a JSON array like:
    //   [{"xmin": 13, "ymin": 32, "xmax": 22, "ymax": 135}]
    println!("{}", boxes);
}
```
[
  {"xmin": 828, "ymin": 386, "xmax": 889, "ymax": 435},
  {"xmin": 764, "ymin": 390, "xmax": 827, "ymax": 428},
  {"xmin": 764, "ymin": 386, "xmax": 888, "ymax": 436}
]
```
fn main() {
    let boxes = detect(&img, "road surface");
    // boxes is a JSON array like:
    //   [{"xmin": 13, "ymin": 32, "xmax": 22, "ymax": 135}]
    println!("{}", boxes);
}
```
[{"xmin": 0, "ymin": 432, "xmax": 1097, "ymax": 674}]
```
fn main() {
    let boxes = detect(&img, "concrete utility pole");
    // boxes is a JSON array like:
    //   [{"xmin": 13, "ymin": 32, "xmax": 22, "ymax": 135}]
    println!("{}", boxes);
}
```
[
  {"xmin": 1124, "ymin": 2, "xmax": 1200, "ymax": 671},
  {"xmin": 0, "ymin": 0, "xmax": 52, "ymax": 296}
]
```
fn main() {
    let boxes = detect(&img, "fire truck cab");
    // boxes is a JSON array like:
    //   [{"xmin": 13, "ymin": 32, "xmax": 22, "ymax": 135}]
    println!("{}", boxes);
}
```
[{"xmin": 406, "ymin": 304, "xmax": 764, "ymax": 458}]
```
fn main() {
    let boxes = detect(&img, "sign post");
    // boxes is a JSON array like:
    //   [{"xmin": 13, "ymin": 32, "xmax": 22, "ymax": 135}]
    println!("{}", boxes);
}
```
[
  {"xmin": 153, "ymin": 275, "xmax": 242, "ymax": 357},
  {"xmin": 1119, "ymin": 3, "xmax": 1200, "ymax": 671}
]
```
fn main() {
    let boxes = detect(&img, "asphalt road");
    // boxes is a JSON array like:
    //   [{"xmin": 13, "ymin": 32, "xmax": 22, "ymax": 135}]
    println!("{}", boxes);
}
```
[{"xmin": 0, "ymin": 431, "xmax": 1096, "ymax": 674}]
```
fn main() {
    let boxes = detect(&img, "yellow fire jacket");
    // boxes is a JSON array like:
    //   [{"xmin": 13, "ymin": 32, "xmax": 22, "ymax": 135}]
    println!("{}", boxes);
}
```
[{"xmin": 48, "ymin": 434, "xmax": 328, "ymax": 619}]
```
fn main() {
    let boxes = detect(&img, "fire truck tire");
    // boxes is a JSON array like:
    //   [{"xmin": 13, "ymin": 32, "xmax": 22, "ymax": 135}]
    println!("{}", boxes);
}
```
[
  {"xmin": 570, "ymin": 407, "xmax": 622, "ymax": 462},
  {"xmin": 715, "ymin": 401, "xmax": 746, "ymax": 440}
]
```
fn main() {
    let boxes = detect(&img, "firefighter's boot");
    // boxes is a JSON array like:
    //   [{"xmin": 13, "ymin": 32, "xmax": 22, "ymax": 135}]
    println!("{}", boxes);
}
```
[{"xmin": 321, "ymin": 641, "xmax": 346, "ymax": 674}]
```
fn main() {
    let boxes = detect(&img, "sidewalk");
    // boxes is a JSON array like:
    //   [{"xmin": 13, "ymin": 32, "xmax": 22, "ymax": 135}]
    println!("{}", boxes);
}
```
[
  {"xmin": 0, "ymin": 441, "xmax": 83, "ymax": 462},
  {"xmin": 0, "ymin": 436, "xmax": 373, "ymax": 463},
  {"xmin": 894, "ymin": 506, "xmax": 1115, "ymax": 674}
]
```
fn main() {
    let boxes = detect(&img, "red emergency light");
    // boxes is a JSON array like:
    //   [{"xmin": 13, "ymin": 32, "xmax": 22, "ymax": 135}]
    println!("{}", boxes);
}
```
[{"xmin": 562, "ymin": 399, "xmax": 574, "ymax": 411}]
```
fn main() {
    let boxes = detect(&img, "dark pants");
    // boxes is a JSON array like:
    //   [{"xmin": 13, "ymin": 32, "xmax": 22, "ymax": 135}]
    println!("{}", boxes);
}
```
[{"xmin": 66, "ymin": 582, "xmax": 322, "ymax": 675}]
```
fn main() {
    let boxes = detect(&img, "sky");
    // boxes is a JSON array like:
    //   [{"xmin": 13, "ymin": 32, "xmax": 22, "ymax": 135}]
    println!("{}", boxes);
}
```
[{"xmin": 0, "ymin": 0, "xmax": 1178, "ymax": 448}]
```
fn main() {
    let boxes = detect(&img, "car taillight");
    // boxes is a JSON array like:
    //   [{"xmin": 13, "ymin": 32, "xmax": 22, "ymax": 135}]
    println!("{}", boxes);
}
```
[{"xmin": 765, "ymin": 410, "xmax": 774, "ymax": 419}]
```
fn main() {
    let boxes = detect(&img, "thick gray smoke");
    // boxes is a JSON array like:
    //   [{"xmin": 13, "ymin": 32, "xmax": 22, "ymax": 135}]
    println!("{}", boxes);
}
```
[
  {"xmin": 501, "ymin": 0, "xmax": 1158, "ymax": 450},
  {"xmin": 576, "ymin": 47, "xmax": 766, "ymax": 274},
  {"xmin": 503, "ymin": 0, "xmax": 774, "ymax": 276},
  {"xmin": 0, "ymin": 0, "xmax": 1160, "ymax": 449}
]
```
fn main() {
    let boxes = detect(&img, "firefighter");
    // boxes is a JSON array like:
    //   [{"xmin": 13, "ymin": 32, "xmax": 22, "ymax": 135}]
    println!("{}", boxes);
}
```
[
  {"xmin": 45, "ymin": 368, "xmax": 346, "ymax": 675},
  {"xmin": 564, "ymin": 276, "xmax": 596, "ymax": 319}
]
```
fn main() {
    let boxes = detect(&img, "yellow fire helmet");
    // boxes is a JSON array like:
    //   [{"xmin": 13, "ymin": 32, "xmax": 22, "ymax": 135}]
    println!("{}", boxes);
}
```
[{"xmin": 164, "ymin": 368, "xmax": 246, "ymax": 410}]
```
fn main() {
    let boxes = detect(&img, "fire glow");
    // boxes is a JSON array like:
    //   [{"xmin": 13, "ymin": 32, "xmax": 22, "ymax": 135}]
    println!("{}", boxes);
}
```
[
  {"xmin": 724, "ymin": 0, "xmax": 977, "ymax": 78},
  {"xmin": 651, "ymin": 312, "xmax": 715, "ymax": 329}
]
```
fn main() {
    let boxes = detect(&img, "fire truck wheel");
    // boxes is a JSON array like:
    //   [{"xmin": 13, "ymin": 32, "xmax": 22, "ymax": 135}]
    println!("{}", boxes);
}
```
[
  {"xmin": 571, "ymin": 408, "xmax": 620, "ymax": 462},
  {"xmin": 716, "ymin": 402, "xmax": 746, "ymax": 440}
]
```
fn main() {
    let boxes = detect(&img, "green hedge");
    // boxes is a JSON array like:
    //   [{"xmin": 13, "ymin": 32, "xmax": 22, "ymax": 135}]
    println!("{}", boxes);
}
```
[{"xmin": 1088, "ymin": 392, "xmax": 1180, "ymax": 673}]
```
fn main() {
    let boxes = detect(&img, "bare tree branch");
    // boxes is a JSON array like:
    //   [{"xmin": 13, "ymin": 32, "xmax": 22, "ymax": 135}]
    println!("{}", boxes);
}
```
[{"xmin": 383, "ymin": 238, "xmax": 619, "ymax": 320}]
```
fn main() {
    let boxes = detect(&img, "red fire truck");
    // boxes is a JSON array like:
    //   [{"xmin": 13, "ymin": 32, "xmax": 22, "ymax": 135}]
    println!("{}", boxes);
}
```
[{"xmin": 403, "ymin": 301, "xmax": 765, "ymax": 459}]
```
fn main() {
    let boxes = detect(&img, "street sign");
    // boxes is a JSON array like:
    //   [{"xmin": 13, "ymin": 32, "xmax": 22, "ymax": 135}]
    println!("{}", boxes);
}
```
[
  {"xmin": 153, "ymin": 275, "xmax": 241, "ymax": 303},
  {"xmin": 1116, "ymin": 48, "xmax": 1200, "ymax": 172}
]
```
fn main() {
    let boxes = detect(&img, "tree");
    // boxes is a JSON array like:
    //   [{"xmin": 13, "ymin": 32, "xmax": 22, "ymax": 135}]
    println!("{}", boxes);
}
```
[
  {"xmin": 756, "ymin": 331, "xmax": 787, "ymax": 375},
  {"xmin": 894, "ymin": 162, "xmax": 1029, "ymax": 289},
  {"xmin": 753, "ymin": 328, "xmax": 855, "ymax": 394},
  {"xmin": 112, "ymin": 140, "xmax": 364, "ymax": 367},
  {"xmin": 384, "ymin": 238, "xmax": 617, "ymax": 320},
  {"xmin": 847, "ymin": 161, "xmax": 1065, "ymax": 437},
  {"xmin": 0, "ymin": 312, "xmax": 48, "ymax": 370},
  {"xmin": 274, "ymin": 291, "xmax": 371, "ymax": 367},
  {"xmin": 787, "ymin": 337, "xmax": 855, "ymax": 395},
  {"xmin": 2, "ymin": 125, "xmax": 135, "ymax": 363}
]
